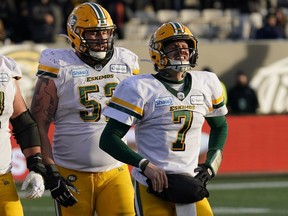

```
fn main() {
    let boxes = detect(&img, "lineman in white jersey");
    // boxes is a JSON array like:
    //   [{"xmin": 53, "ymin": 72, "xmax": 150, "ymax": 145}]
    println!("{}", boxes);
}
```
[
  {"xmin": 0, "ymin": 55, "xmax": 46, "ymax": 216},
  {"xmin": 30, "ymin": 3, "xmax": 139, "ymax": 216},
  {"xmin": 100, "ymin": 22, "xmax": 228, "ymax": 216}
]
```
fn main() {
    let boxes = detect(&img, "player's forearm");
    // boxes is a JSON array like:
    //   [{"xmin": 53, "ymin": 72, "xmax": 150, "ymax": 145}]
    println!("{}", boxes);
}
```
[
  {"xmin": 31, "ymin": 78, "xmax": 57, "ymax": 164},
  {"xmin": 205, "ymin": 116, "xmax": 228, "ymax": 175},
  {"xmin": 22, "ymin": 146, "xmax": 42, "ymax": 158},
  {"xmin": 100, "ymin": 118, "xmax": 143, "ymax": 167},
  {"xmin": 206, "ymin": 116, "xmax": 228, "ymax": 152}
]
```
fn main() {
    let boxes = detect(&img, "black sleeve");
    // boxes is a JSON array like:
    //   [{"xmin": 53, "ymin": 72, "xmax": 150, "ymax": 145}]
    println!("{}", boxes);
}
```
[{"xmin": 10, "ymin": 110, "xmax": 41, "ymax": 151}]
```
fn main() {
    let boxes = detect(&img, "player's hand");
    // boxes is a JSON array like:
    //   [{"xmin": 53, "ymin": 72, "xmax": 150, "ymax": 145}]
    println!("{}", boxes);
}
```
[
  {"xmin": 21, "ymin": 171, "xmax": 45, "ymax": 199},
  {"xmin": 143, "ymin": 162, "xmax": 168, "ymax": 193},
  {"xmin": 45, "ymin": 164, "xmax": 78, "ymax": 207},
  {"xmin": 194, "ymin": 164, "xmax": 213, "ymax": 185},
  {"xmin": 22, "ymin": 153, "xmax": 47, "ymax": 199}
]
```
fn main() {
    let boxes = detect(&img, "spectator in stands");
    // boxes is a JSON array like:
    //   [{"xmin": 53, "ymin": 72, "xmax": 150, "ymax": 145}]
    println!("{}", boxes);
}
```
[
  {"xmin": 255, "ymin": 12, "xmax": 286, "ymax": 39},
  {"xmin": 236, "ymin": 0, "xmax": 262, "ymax": 39},
  {"xmin": 227, "ymin": 70, "xmax": 259, "ymax": 114},
  {"xmin": 0, "ymin": 0, "xmax": 17, "ymax": 43},
  {"xmin": 100, "ymin": 0, "xmax": 132, "ymax": 39},
  {"xmin": 13, "ymin": 0, "xmax": 31, "ymax": 43},
  {"xmin": 27, "ymin": 0, "xmax": 59, "ymax": 43},
  {"xmin": 54, "ymin": 0, "xmax": 74, "ymax": 35},
  {"xmin": 0, "ymin": 19, "xmax": 6, "ymax": 43},
  {"xmin": 275, "ymin": 7, "xmax": 288, "ymax": 35},
  {"xmin": 151, "ymin": 0, "xmax": 172, "ymax": 11}
]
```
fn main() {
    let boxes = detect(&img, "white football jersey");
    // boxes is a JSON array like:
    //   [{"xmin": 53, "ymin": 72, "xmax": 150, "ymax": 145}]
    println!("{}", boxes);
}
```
[
  {"xmin": 0, "ymin": 55, "xmax": 22, "ymax": 174},
  {"xmin": 102, "ymin": 71, "xmax": 228, "ymax": 185},
  {"xmin": 37, "ymin": 47, "xmax": 139, "ymax": 172}
]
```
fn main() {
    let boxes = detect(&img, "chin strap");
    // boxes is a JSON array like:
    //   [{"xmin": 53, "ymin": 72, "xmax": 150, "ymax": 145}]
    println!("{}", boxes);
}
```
[
  {"xmin": 167, "ymin": 59, "xmax": 191, "ymax": 72},
  {"xmin": 89, "ymin": 50, "xmax": 107, "ymax": 59},
  {"xmin": 165, "ymin": 64, "xmax": 191, "ymax": 73}
]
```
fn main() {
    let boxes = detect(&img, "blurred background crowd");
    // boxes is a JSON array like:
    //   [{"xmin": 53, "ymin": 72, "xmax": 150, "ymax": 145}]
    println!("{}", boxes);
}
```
[{"xmin": 1, "ymin": 0, "xmax": 288, "ymax": 44}]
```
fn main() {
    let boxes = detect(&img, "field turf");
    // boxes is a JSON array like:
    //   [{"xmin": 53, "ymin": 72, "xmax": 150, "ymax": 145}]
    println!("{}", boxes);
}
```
[{"xmin": 19, "ymin": 174, "xmax": 288, "ymax": 216}]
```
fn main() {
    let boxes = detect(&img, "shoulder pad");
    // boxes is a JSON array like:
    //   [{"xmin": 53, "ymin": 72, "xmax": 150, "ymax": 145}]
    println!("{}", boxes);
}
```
[
  {"xmin": 114, "ymin": 47, "xmax": 140, "ymax": 75},
  {"xmin": 37, "ymin": 48, "xmax": 80, "ymax": 78},
  {"xmin": 0, "ymin": 55, "xmax": 22, "ymax": 79}
]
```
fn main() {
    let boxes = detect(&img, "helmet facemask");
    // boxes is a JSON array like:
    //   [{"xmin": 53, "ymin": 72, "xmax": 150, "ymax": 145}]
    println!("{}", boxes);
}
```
[
  {"xmin": 161, "ymin": 39, "xmax": 196, "ymax": 73},
  {"xmin": 81, "ymin": 28, "xmax": 115, "ymax": 61}
]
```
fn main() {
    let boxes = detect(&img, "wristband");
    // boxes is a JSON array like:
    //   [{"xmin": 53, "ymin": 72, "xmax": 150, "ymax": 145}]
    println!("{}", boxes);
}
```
[
  {"xmin": 26, "ymin": 153, "xmax": 47, "ymax": 180},
  {"xmin": 139, "ymin": 159, "xmax": 149, "ymax": 172}
]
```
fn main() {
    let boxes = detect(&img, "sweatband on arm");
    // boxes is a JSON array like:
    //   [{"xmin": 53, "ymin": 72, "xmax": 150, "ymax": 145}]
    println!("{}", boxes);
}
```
[
  {"xmin": 10, "ymin": 110, "xmax": 41, "ymax": 151},
  {"xmin": 204, "ymin": 116, "xmax": 228, "ymax": 175},
  {"xmin": 100, "ymin": 118, "xmax": 143, "ymax": 167}
]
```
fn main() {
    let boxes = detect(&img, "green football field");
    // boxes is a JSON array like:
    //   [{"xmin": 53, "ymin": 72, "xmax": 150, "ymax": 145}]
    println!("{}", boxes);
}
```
[{"xmin": 19, "ymin": 174, "xmax": 288, "ymax": 216}]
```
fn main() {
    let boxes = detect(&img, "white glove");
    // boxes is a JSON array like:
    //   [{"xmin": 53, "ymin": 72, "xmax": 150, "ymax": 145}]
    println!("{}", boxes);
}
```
[{"xmin": 21, "ymin": 171, "xmax": 45, "ymax": 199}]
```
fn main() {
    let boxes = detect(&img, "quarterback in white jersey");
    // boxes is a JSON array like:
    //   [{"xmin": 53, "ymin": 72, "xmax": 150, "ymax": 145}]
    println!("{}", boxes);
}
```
[
  {"xmin": 0, "ymin": 55, "xmax": 46, "ymax": 215},
  {"xmin": 30, "ymin": 3, "xmax": 138, "ymax": 216},
  {"xmin": 105, "ymin": 71, "xmax": 226, "ymax": 183},
  {"xmin": 100, "ymin": 22, "xmax": 228, "ymax": 216}
]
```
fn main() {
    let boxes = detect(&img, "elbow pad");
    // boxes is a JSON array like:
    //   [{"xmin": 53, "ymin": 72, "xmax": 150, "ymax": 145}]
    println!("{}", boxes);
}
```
[{"xmin": 10, "ymin": 110, "xmax": 41, "ymax": 151}]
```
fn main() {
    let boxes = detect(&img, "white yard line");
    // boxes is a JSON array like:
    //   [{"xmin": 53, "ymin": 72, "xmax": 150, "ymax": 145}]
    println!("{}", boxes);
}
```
[
  {"xmin": 208, "ymin": 181, "xmax": 288, "ymax": 190},
  {"xmin": 18, "ymin": 181, "xmax": 288, "ymax": 197},
  {"xmin": 214, "ymin": 207, "xmax": 271, "ymax": 214},
  {"xmin": 214, "ymin": 207, "xmax": 288, "ymax": 215}
]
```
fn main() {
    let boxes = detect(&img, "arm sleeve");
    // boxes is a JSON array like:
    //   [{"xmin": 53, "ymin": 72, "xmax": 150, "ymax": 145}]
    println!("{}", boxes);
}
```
[
  {"xmin": 205, "ymin": 116, "xmax": 228, "ymax": 164},
  {"xmin": 100, "ymin": 118, "xmax": 144, "ymax": 167},
  {"xmin": 10, "ymin": 110, "xmax": 41, "ymax": 151}
]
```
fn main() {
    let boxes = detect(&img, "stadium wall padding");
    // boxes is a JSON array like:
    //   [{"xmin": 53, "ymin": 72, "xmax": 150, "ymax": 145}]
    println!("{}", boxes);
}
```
[{"xmin": 11, "ymin": 114, "xmax": 288, "ymax": 182}]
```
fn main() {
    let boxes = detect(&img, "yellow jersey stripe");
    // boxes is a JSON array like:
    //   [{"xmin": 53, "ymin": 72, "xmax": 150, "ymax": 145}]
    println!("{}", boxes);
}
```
[
  {"xmin": 133, "ymin": 69, "xmax": 140, "ymax": 75},
  {"xmin": 110, "ymin": 97, "xmax": 143, "ymax": 116},
  {"xmin": 38, "ymin": 64, "xmax": 59, "ymax": 75},
  {"xmin": 212, "ymin": 93, "xmax": 224, "ymax": 105}
]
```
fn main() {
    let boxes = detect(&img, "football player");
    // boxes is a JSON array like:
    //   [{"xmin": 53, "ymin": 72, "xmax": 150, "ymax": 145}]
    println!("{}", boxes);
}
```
[
  {"xmin": 30, "ymin": 3, "xmax": 139, "ymax": 216},
  {"xmin": 0, "ymin": 55, "xmax": 46, "ymax": 216},
  {"xmin": 100, "ymin": 22, "xmax": 228, "ymax": 215}
]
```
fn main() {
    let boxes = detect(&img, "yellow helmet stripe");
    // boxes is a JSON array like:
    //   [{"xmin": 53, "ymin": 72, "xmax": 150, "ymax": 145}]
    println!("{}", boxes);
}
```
[
  {"xmin": 87, "ymin": 3, "xmax": 107, "ymax": 25},
  {"xmin": 169, "ymin": 22, "xmax": 185, "ymax": 35}
]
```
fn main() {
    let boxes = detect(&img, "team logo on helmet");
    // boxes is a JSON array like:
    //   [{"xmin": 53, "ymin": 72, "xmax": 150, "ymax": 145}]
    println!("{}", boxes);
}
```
[{"xmin": 67, "ymin": 15, "xmax": 77, "ymax": 29}]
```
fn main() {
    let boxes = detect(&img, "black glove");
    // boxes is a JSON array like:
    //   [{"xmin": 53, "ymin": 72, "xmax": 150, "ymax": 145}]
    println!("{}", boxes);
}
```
[
  {"xmin": 194, "ymin": 164, "xmax": 213, "ymax": 186},
  {"xmin": 45, "ymin": 164, "xmax": 78, "ymax": 207},
  {"xmin": 26, "ymin": 153, "xmax": 47, "ymax": 180}
]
